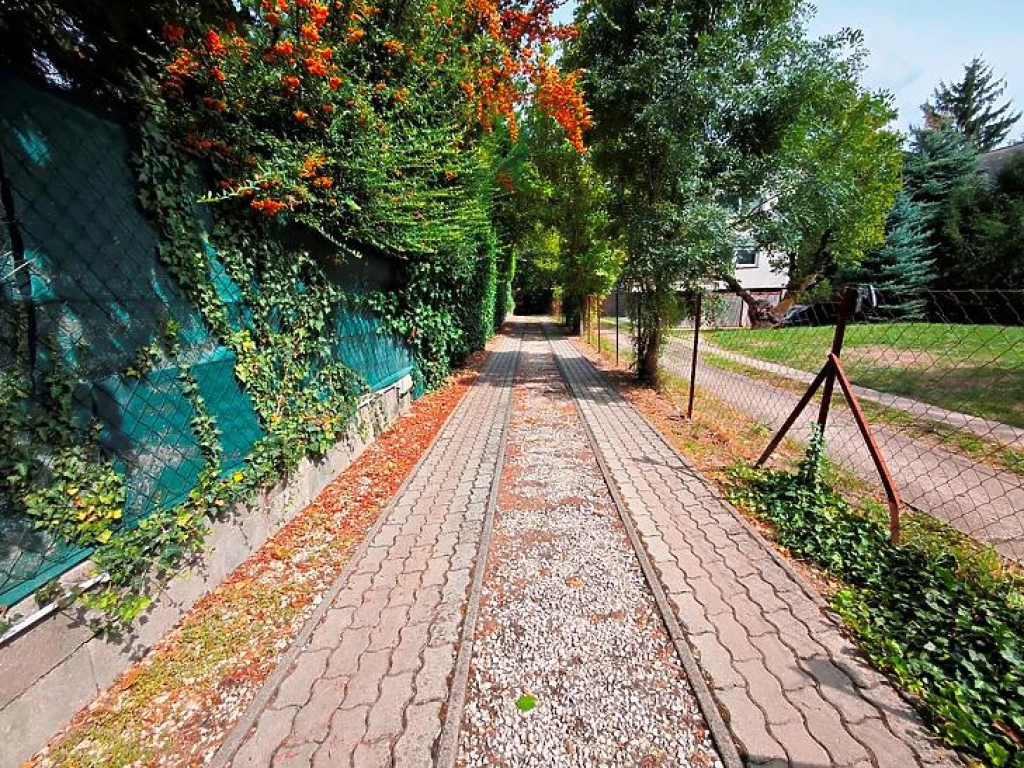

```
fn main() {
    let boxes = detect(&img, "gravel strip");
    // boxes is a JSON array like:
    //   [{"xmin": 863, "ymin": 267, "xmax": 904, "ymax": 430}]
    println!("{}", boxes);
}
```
[{"xmin": 456, "ymin": 337, "xmax": 722, "ymax": 768}]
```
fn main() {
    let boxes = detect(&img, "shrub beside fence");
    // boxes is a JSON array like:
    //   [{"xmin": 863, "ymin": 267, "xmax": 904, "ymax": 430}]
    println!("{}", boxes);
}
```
[{"xmin": 0, "ymin": 77, "xmax": 416, "ymax": 611}]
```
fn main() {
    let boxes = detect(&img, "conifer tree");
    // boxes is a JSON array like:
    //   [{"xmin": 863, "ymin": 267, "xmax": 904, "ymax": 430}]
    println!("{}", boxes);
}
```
[{"xmin": 923, "ymin": 58, "xmax": 1021, "ymax": 151}]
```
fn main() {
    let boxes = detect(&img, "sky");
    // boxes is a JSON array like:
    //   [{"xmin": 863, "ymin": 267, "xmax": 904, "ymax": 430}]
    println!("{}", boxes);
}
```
[
  {"xmin": 552, "ymin": 1, "xmax": 1024, "ymax": 140},
  {"xmin": 808, "ymin": 0, "xmax": 1024, "ymax": 137}
]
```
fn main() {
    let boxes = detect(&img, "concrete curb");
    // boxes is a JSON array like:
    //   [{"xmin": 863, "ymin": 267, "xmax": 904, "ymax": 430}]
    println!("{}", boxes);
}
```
[{"xmin": 435, "ymin": 331, "xmax": 522, "ymax": 768}]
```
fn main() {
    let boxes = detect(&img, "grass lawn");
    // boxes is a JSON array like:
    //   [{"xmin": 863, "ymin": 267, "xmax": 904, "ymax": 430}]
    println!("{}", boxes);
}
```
[{"xmin": 704, "ymin": 323, "xmax": 1024, "ymax": 428}]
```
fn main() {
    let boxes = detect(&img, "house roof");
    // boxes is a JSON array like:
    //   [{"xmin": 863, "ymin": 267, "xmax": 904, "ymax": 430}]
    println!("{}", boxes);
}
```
[{"xmin": 979, "ymin": 141, "xmax": 1024, "ymax": 180}]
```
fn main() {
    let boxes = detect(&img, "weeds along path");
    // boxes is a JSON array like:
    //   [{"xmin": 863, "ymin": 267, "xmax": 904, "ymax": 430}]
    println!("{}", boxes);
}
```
[{"xmin": 455, "ymin": 324, "xmax": 728, "ymax": 768}]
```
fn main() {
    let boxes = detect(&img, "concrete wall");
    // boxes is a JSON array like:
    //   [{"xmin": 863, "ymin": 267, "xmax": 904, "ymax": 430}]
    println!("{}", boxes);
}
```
[{"xmin": 0, "ymin": 375, "xmax": 415, "ymax": 767}]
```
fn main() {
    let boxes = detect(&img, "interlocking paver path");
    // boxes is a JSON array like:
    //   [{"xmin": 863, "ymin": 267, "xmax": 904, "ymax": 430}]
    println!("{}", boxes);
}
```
[
  {"xmin": 215, "ymin": 318, "xmax": 959, "ymax": 768},
  {"xmin": 214, "ymin": 334, "xmax": 520, "ymax": 768}
]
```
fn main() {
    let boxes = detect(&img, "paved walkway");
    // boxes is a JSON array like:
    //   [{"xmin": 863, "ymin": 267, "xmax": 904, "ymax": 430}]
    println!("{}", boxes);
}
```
[
  {"xmin": 214, "ymin": 319, "xmax": 958, "ymax": 768},
  {"xmin": 662, "ymin": 335, "xmax": 1024, "ymax": 563},
  {"xmin": 214, "ymin": 334, "xmax": 520, "ymax": 768},
  {"xmin": 457, "ymin": 332, "xmax": 723, "ymax": 767}
]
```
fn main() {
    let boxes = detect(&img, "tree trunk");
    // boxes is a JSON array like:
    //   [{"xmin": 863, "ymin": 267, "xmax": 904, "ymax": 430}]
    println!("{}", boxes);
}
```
[
  {"xmin": 636, "ymin": 323, "xmax": 661, "ymax": 383},
  {"xmin": 715, "ymin": 273, "xmax": 779, "ymax": 328}
]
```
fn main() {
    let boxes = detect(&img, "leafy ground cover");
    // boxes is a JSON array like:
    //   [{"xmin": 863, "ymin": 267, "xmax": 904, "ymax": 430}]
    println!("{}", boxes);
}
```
[
  {"xmin": 30, "ymin": 349, "xmax": 491, "ymax": 768},
  {"xmin": 577, "ymin": 332, "xmax": 1024, "ymax": 767},
  {"xmin": 704, "ymin": 323, "xmax": 1024, "ymax": 428},
  {"xmin": 730, "ymin": 449, "xmax": 1024, "ymax": 767}
]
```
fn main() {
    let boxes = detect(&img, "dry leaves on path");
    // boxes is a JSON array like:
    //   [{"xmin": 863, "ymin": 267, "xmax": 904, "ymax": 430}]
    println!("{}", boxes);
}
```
[{"xmin": 32, "ymin": 348, "xmax": 492, "ymax": 768}]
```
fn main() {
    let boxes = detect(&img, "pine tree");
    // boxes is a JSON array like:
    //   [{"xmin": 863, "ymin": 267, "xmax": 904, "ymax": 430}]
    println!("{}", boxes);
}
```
[
  {"xmin": 853, "ymin": 193, "xmax": 935, "ymax": 317},
  {"xmin": 903, "ymin": 123, "xmax": 985, "ymax": 287},
  {"xmin": 923, "ymin": 58, "xmax": 1021, "ymax": 151}
]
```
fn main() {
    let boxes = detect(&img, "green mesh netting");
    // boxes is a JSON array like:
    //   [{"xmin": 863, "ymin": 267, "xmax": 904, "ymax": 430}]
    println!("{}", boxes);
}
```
[{"xmin": 0, "ymin": 77, "xmax": 415, "ymax": 605}]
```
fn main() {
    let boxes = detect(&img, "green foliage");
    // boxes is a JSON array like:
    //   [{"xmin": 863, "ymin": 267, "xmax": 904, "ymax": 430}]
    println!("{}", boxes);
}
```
[
  {"xmin": 729, "ymin": 441, "xmax": 1024, "ymax": 766},
  {"xmin": 903, "ymin": 119, "xmax": 1024, "ymax": 291},
  {"xmin": 751, "ymin": 62, "xmax": 902, "ymax": 294},
  {"xmin": 515, "ymin": 693, "xmax": 537, "ymax": 712},
  {"xmin": 841, "ymin": 192, "xmax": 936, "ymax": 316},
  {"xmin": 571, "ymin": 0, "xmax": 900, "ymax": 376},
  {"xmin": 1, "ymin": 369, "xmax": 127, "ymax": 551},
  {"xmin": 924, "ymin": 57, "xmax": 1022, "ymax": 152},
  {"xmin": 943, "ymin": 153, "xmax": 1024, "ymax": 291},
  {"xmin": 494, "ymin": 109, "xmax": 622, "ymax": 328},
  {"xmin": 2, "ymin": 0, "xmax": 586, "ymax": 625}
]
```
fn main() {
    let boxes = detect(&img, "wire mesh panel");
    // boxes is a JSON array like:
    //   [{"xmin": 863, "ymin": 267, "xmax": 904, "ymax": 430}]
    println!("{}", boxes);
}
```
[
  {"xmin": 0, "ymin": 77, "xmax": 415, "ymax": 605},
  {"xmin": 661, "ymin": 288, "xmax": 1024, "ymax": 562}
]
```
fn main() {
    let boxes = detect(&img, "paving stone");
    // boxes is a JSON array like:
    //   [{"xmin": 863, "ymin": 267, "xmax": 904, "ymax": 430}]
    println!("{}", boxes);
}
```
[
  {"xmin": 273, "ymin": 650, "xmax": 330, "ymax": 709},
  {"xmin": 850, "ymin": 716, "xmax": 925, "ymax": 768},
  {"xmin": 414, "ymin": 643, "xmax": 455, "ymax": 703},
  {"xmin": 288, "ymin": 677, "xmax": 347, "ymax": 744},
  {"xmin": 352, "ymin": 740, "xmax": 392, "ymax": 768},
  {"xmin": 787, "ymin": 685, "xmax": 872, "ymax": 766},
  {"xmin": 232, "ymin": 707, "xmax": 297, "ymax": 767},
  {"xmin": 308, "ymin": 607, "xmax": 356, "ymax": 651},
  {"xmin": 221, "ymin": 328, "xmax": 957, "ymax": 768},
  {"xmin": 311, "ymin": 705, "xmax": 368, "ymax": 768},
  {"xmin": 325, "ymin": 626, "xmax": 373, "ymax": 678},
  {"xmin": 393, "ymin": 700, "xmax": 443, "ymax": 768},
  {"xmin": 272, "ymin": 742, "xmax": 317, "ymax": 768},
  {"xmin": 363, "ymin": 672, "xmax": 415, "ymax": 742},
  {"xmin": 716, "ymin": 686, "xmax": 787, "ymax": 763},
  {"xmin": 548, "ymin": 334, "xmax": 960, "ymax": 768}
]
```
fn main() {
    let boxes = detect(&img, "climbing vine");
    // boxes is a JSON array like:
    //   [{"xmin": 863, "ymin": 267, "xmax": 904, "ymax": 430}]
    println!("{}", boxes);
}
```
[{"xmin": 1, "ymin": 0, "xmax": 588, "ymax": 627}]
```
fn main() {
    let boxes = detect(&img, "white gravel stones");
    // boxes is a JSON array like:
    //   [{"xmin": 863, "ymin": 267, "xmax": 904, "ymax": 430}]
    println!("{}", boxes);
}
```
[{"xmin": 457, "ymin": 342, "xmax": 722, "ymax": 768}]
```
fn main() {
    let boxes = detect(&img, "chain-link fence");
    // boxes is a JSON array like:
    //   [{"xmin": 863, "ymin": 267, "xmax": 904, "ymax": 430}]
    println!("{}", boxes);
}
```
[
  {"xmin": 0, "ymin": 76, "xmax": 416, "ymax": 607},
  {"xmin": 586, "ymin": 286, "xmax": 1024, "ymax": 562}
]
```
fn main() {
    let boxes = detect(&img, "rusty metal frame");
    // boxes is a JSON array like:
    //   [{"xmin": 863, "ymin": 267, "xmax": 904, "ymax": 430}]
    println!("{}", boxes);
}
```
[{"xmin": 754, "ymin": 287, "xmax": 903, "ymax": 543}]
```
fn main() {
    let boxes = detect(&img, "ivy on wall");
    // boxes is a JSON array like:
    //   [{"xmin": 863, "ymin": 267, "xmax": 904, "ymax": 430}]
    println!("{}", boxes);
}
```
[{"xmin": 1, "ymin": 0, "xmax": 589, "ymax": 628}]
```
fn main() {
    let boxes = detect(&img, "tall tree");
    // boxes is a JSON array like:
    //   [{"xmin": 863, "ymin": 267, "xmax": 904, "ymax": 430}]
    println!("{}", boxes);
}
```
[
  {"xmin": 842, "ymin": 192, "xmax": 936, "ymax": 316},
  {"xmin": 923, "ymin": 57, "xmax": 1021, "ymax": 151},
  {"xmin": 572, "ymin": 0, "xmax": 900, "ymax": 374},
  {"xmin": 733, "ymin": 42, "xmax": 901, "ymax": 316},
  {"xmin": 941, "ymin": 152, "xmax": 1024, "ymax": 290},
  {"xmin": 494, "ymin": 107, "xmax": 622, "ymax": 328},
  {"xmin": 902, "ymin": 122, "xmax": 986, "ymax": 287}
]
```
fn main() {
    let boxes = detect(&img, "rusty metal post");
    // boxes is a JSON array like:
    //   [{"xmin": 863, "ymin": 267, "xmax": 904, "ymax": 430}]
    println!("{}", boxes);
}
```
[
  {"xmin": 687, "ymin": 291, "xmax": 702, "ymax": 419},
  {"xmin": 829, "ymin": 353, "xmax": 902, "ymax": 543},
  {"xmin": 597, "ymin": 295, "xmax": 602, "ymax": 353},
  {"xmin": 817, "ymin": 287, "xmax": 857, "ymax": 431},
  {"xmin": 615, "ymin": 291, "xmax": 620, "ymax": 366},
  {"xmin": 756, "ymin": 361, "xmax": 833, "ymax": 467}
]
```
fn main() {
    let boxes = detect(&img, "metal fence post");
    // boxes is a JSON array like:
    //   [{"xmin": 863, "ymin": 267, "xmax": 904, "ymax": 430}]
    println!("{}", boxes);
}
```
[
  {"xmin": 615, "ymin": 291, "xmax": 620, "ymax": 366},
  {"xmin": 687, "ymin": 290, "xmax": 702, "ymax": 419},
  {"xmin": 817, "ymin": 287, "xmax": 857, "ymax": 431},
  {"xmin": 597, "ymin": 295, "xmax": 602, "ymax": 353}
]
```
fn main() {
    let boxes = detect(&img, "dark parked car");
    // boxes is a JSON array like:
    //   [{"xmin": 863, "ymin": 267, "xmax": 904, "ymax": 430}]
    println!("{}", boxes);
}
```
[{"xmin": 779, "ymin": 286, "xmax": 879, "ymax": 327}]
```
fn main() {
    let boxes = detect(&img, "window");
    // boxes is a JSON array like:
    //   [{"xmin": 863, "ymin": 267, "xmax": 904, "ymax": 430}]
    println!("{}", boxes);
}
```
[{"xmin": 735, "ymin": 246, "xmax": 758, "ymax": 268}]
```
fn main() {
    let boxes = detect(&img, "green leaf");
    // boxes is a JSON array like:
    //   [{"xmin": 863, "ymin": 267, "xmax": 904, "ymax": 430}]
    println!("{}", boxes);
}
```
[{"xmin": 515, "ymin": 694, "xmax": 536, "ymax": 712}]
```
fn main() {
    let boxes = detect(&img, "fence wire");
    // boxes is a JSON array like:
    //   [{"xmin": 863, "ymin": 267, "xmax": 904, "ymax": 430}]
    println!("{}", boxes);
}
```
[
  {"xmin": 0, "ymin": 77, "xmax": 415, "ymax": 606},
  {"xmin": 588, "ymin": 287, "xmax": 1024, "ymax": 563}
]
